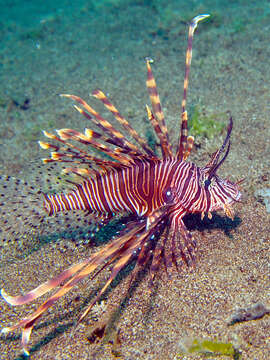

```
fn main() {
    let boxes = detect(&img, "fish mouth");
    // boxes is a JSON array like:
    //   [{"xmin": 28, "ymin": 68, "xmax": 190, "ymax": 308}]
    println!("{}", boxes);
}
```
[
  {"xmin": 229, "ymin": 190, "xmax": 242, "ymax": 203},
  {"xmin": 223, "ymin": 190, "xmax": 242, "ymax": 220},
  {"xmin": 212, "ymin": 190, "xmax": 241, "ymax": 216}
]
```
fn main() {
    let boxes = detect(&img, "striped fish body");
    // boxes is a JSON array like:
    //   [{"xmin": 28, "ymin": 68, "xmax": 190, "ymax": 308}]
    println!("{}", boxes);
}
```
[
  {"xmin": 43, "ymin": 157, "xmax": 240, "ymax": 222},
  {"xmin": 44, "ymin": 157, "xmax": 187, "ymax": 218}
]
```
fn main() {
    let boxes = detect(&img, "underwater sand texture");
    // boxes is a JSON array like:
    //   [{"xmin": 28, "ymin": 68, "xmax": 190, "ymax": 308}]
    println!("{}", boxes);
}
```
[{"xmin": 0, "ymin": 2, "xmax": 269, "ymax": 359}]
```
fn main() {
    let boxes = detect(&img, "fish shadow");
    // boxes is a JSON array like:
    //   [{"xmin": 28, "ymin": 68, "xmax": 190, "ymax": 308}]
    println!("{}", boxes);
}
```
[{"xmin": 184, "ymin": 212, "xmax": 242, "ymax": 238}]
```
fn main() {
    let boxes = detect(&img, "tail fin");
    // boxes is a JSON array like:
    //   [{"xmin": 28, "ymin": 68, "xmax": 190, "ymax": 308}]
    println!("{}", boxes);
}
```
[
  {"xmin": 0, "ymin": 175, "xmax": 47, "ymax": 258},
  {"xmin": 0, "ymin": 174, "xmax": 97, "ymax": 261}
]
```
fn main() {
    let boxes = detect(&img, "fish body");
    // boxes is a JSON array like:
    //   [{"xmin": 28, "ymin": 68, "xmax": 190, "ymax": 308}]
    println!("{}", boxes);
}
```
[{"xmin": 44, "ymin": 157, "xmax": 240, "ymax": 222}]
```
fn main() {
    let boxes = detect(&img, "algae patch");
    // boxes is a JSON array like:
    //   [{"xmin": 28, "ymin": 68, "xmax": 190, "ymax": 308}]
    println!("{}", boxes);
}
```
[
  {"xmin": 177, "ymin": 338, "xmax": 241, "ymax": 359},
  {"xmin": 189, "ymin": 106, "xmax": 226, "ymax": 139}
]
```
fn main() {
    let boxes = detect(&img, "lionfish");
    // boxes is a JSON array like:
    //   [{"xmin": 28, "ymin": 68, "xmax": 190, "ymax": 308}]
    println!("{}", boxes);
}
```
[{"xmin": 1, "ymin": 14, "xmax": 242, "ymax": 356}]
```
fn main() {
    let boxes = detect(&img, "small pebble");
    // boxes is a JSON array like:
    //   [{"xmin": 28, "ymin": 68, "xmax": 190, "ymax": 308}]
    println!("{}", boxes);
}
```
[
  {"xmin": 254, "ymin": 188, "xmax": 270, "ymax": 213},
  {"xmin": 228, "ymin": 302, "xmax": 270, "ymax": 325}
]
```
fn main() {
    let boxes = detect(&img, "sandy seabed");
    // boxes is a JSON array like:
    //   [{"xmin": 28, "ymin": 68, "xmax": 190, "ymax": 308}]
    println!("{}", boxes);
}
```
[{"xmin": 0, "ymin": 2, "xmax": 269, "ymax": 359}]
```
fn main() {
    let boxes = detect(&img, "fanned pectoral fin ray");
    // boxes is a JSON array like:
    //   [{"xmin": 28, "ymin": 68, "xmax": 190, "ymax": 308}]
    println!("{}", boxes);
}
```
[{"xmin": 1, "ymin": 221, "xmax": 145, "ymax": 355}]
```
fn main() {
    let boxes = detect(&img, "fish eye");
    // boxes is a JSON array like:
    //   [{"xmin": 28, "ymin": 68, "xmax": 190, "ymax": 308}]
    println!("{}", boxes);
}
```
[{"xmin": 163, "ymin": 187, "xmax": 174, "ymax": 203}]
